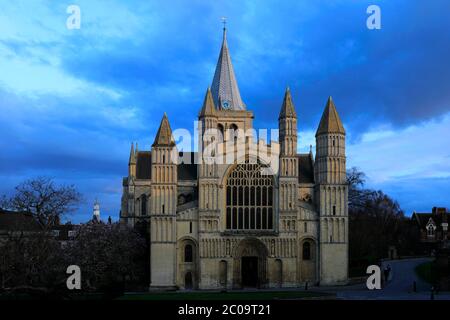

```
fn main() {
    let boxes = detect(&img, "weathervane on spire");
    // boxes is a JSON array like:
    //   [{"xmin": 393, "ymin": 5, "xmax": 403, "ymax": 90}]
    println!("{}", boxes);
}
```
[{"xmin": 221, "ymin": 16, "xmax": 227, "ymax": 31}]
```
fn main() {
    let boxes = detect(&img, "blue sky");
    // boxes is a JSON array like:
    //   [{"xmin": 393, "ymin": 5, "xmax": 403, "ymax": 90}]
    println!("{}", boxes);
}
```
[{"xmin": 0, "ymin": 0, "xmax": 449, "ymax": 222}]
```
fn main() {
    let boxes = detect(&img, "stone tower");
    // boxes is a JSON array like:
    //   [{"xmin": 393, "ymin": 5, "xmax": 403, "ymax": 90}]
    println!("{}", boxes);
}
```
[
  {"xmin": 92, "ymin": 199, "xmax": 100, "ymax": 222},
  {"xmin": 198, "ymin": 88, "xmax": 221, "ymax": 288},
  {"xmin": 314, "ymin": 97, "xmax": 348, "ymax": 285},
  {"xmin": 149, "ymin": 113, "xmax": 178, "ymax": 289},
  {"xmin": 198, "ymin": 88, "xmax": 220, "ymax": 216},
  {"xmin": 278, "ymin": 88, "xmax": 299, "ymax": 229}
]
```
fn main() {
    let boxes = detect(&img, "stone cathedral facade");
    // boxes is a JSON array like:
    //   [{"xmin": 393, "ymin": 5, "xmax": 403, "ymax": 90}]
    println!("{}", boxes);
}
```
[{"xmin": 120, "ymin": 28, "xmax": 349, "ymax": 289}]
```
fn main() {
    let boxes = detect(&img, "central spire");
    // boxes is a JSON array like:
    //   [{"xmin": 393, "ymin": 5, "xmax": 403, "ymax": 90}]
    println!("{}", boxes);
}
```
[{"xmin": 211, "ymin": 24, "xmax": 246, "ymax": 111}]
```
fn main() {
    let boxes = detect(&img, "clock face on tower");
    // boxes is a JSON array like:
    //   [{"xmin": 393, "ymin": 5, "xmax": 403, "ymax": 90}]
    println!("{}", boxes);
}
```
[{"xmin": 222, "ymin": 100, "xmax": 231, "ymax": 110}]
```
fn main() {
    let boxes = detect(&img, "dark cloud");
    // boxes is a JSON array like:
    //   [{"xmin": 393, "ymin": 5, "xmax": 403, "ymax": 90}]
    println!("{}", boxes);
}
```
[
  {"xmin": 0, "ymin": 0, "xmax": 449, "ymax": 221},
  {"xmin": 46, "ymin": 0, "xmax": 450, "ymax": 137}
]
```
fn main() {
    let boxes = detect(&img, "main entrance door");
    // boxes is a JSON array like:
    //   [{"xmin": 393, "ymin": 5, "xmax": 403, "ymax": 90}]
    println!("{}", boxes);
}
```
[
  {"xmin": 241, "ymin": 257, "xmax": 258, "ymax": 287},
  {"xmin": 233, "ymin": 238, "xmax": 268, "ymax": 289}
]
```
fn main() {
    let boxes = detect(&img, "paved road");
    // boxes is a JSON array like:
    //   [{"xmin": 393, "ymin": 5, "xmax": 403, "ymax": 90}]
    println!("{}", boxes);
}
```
[
  {"xmin": 333, "ymin": 257, "xmax": 450, "ymax": 300},
  {"xmin": 167, "ymin": 258, "xmax": 449, "ymax": 300}
]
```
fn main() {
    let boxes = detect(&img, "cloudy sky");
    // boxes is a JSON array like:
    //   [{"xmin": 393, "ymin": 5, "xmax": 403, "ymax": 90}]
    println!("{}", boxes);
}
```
[{"xmin": 0, "ymin": 0, "xmax": 449, "ymax": 222}]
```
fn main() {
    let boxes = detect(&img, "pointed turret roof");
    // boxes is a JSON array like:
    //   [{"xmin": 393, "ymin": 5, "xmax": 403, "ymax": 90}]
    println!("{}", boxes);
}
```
[
  {"xmin": 316, "ymin": 96, "xmax": 345, "ymax": 136},
  {"xmin": 152, "ymin": 113, "xmax": 176, "ymax": 147},
  {"xmin": 279, "ymin": 87, "xmax": 297, "ymax": 119},
  {"xmin": 211, "ymin": 27, "xmax": 245, "ymax": 111},
  {"xmin": 199, "ymin": 87, "xmax": 217, "ymax": 117},
  {"xmin": 129, "ymin": 142, "xmax": 136, "ymax": 164}
]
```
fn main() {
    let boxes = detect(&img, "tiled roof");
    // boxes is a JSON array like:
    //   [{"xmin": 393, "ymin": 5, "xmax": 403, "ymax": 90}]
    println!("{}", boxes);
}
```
[
  {"xmin": 279, "ymin": 88, "xmax": 297, "ymax": 119},
  {"xmin": 199, "ymin": 88, "xmax": 216, "ymax": 117},
  {"xmin": 152, "ymin": 113, "xmax": 175, "ymax": 147},
  {"xmin": 178, "ymin": 152, "xmax": 198, "ymax": 180},
  {"xmin": 135, "ymin": 151, "xmax": 198, "ymax": 181},
  {"xmin": 129, "ymin": 142, "xmax": 136, "ymax": 164},
  {"xmin": 413, "ymin": 213, "xmax": 433, "ymax": 227},
  {"xmin": 0, "ymin": 209, "xmax": 42, "ymax": 232},
  {"xmin": 316, "ymin": 96, "xmax": 345, "ymax": 136},
  {"xmin": 211, "ymin": 28, "xmax": 245, "ymax": 111},
  {"xmin": 134, "ymin": 151, "xmax": 315, "ymax": 183},
  {"xmin": 136, "ymin": 151, "xmax": 151, "ymax": 179},
  {"xmin": 413, "ymin": 210, "xmax": 450, "ymax": 229}
]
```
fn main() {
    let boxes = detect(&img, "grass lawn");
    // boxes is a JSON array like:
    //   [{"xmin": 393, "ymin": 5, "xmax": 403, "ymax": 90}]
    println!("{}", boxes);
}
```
[
  {"xmin": 415, "ymin": 261, "xmax": 438, "ymax": 285},
  {"xmin": 118, "ymin": 290, "xmax": 334, "ymax": 301},
  {"xmin": 0, "ymin": 290, "xmax": 333, "ymax": 301}
]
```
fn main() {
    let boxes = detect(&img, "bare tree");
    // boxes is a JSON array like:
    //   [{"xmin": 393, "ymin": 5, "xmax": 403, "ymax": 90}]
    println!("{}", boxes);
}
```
[
  {"xmin": 0, "ymin": 231, "xmax": 66, "ymax": 294},
  {"xmin": 347, "ymin": 168, "xmax": 421, "ymax": 276},
  {"xmin": 347, "ymin": 166, "xmax": 366, "ymax": 188},
  {"xmin": 1, "ymin": 177, "xmax": 81, "ymax": 227},
  {"xmin": 64, "ymin": 222, "xmax": 147, "ymax": 296},
  {"xmin": 0, "ymin": 177, "xmax": 81, "ymax": 296},
  {"xmin": 347, "ymin": 167, "xmax": 376, "ymax": 210}
]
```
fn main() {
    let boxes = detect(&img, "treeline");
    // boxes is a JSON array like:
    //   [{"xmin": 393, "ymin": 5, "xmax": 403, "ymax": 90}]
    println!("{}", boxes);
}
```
[
  {"xmin": 347, "ymin": 168, "xmax": 420, "ymax": 276},
  {"xmin": 1, "ymin": 173, "xmax": 422, "ymax": 293},
  {"xmin": 0, "ymin": 177, "xmax": 148, "ymax": 299}
]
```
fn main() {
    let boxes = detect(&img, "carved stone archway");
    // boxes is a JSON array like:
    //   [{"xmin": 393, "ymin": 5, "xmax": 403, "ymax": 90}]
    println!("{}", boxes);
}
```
[
  {"xmin": 299, "ymin": 237, "xmax": 317, "ymax": 283},
  {"xmin": 177, "ymin": 237, "xmax": 198, "ymax": 289},
  {"xmin": 232, "ymin": 238, "xmax": 268, "ymax": 288}
]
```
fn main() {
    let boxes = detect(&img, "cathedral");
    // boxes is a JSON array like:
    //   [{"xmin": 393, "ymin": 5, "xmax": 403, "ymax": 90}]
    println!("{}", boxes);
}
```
[{"xmin": 120, "ymin": 27, "xmax": 349, "ymax": 289}]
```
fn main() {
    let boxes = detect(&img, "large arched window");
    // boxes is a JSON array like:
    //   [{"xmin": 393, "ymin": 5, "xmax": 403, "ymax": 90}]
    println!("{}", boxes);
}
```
[
  {"xmin": 184, "ymin": 244, "xmax": 193, "ymax": 262},
  {"xmin": 226, "ymin": 161, "xmax": 274, "ymax": 230}
]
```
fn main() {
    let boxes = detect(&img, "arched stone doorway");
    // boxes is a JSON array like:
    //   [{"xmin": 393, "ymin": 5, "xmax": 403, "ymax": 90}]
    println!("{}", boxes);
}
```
[
  {"xmin": 185, "ymin": 272, "xmax": 193, "ymax": 289},
  {"xmin": 233, "ymin": 238, "xmax": 268, "ymax": 288},
  {"xmin": 177, "ymin": 238, "xmax": 198, "ymax": 289},
  {"xmin": 299, "ymin": 238, "xmax": 317, "ymax": 283}
]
